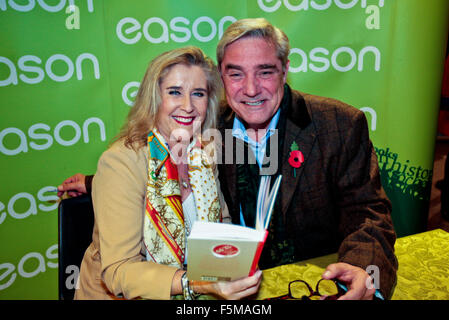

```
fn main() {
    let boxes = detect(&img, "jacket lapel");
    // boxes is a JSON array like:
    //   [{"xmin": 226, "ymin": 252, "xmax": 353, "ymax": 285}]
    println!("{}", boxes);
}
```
[{"xmin": 279, "ymin": 88, "xmax": 317, "ymax": 216}]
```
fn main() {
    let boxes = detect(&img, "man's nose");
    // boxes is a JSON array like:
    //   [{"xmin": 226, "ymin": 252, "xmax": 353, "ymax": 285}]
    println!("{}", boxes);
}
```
[{"xmin": 243, "ymin": 75, "xmax": 260, "ymax": 97}]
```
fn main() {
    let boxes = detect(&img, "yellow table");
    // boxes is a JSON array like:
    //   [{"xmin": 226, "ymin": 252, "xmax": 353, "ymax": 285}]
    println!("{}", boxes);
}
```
[{"xmin": 256, "ymin": 229, "xmax": 449, "ymax": 300}]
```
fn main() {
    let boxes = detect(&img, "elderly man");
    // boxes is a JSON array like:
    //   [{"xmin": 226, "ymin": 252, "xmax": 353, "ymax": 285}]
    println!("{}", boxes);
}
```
[{"xmin": 58, "ymin": 18, "xmax": 397, "ymax": 300}]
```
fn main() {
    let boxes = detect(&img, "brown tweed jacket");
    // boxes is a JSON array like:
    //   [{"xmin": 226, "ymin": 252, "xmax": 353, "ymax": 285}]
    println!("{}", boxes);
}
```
[{"xmin": 217, "ymin": 84, "xmax": 398, "ymax": 298}]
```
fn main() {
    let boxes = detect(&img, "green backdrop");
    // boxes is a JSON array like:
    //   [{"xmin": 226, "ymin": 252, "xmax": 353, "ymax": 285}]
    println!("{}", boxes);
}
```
[{"xmin": 0, "ymin": 0, "xmax": 448, "ymax": 299}]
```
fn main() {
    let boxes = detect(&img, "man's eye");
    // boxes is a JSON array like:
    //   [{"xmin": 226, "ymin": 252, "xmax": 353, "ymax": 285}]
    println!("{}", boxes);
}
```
[
  {"xmin": 228, "ymin": 72, "xmax": 243, "ymax": 79},
  {"xmin": 259, "ymin": 70, "xmax": 274, "ymax": 78}
]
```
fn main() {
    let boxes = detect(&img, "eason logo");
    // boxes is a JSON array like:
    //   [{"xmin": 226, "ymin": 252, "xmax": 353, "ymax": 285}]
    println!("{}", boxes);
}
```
[
  {"xmin": 212, "ymin": 244, "xmax": 240, "ymax": 258},
  {"xmin": 122, "ymin": 81, "xmax": 140, "ymax": 106},
  {"xmin": 0, "ymin": 244, "xmax": 58, "ymax": 291},
  {"xmin": 257, "ymin": 0, "xmax": 384, "ymax": 12},
  {"xmin": 0, "ymin": 117, "xmax": 106, "ymax": 156},
  {"xmin": 0, "ymin": 186, "xmax": 59, "ymax": 225},
  {"xmin": 116, "ymin": 15, "xmax": 237, "ymax": 44},
  {"xmin": 288, "ymin": 46, "xmax": 380, "ymax": 73},
  {"xmin": 0, "ymin": 53, "xmax": 100, "ymax": 87},
  {"xmin": 0, "ymin": 0, "xmax": 94, "ymax": 12}
]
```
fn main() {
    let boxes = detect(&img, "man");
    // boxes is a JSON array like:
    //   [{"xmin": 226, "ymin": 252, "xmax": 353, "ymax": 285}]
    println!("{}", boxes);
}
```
[{"xmin": 58, "ymin": 18, "xmax": 397, "ymax": 299}]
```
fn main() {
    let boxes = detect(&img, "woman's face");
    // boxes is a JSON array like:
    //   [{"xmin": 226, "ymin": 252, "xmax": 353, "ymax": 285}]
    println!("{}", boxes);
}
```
[{"xmin": 157, "ymin": 64, "xmax": 209, "ymax": 145}]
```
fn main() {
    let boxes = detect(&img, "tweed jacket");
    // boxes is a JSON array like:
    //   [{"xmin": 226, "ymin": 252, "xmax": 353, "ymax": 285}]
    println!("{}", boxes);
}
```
[{"xmin": 217, "ymin": 85, "xmax": 398, "ymax": 298}]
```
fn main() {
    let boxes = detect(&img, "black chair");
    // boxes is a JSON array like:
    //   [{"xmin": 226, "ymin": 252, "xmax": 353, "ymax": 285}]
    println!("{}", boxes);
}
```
[{"xmin": 58, "ymin": 194, "xmax": 95, "ymax": 300}]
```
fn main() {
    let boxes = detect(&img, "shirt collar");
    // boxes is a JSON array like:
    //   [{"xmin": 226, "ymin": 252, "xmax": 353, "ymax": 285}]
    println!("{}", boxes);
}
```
[{"xmin": 232, "ymin": 107, "xmax": 281, "ymax": 147}]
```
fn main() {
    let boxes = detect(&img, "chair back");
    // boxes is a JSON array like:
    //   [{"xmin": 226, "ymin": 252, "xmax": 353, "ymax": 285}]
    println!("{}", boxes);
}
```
[{"xmin": 58, "ymin": 194, "xmax": 94, "ymax": 300}]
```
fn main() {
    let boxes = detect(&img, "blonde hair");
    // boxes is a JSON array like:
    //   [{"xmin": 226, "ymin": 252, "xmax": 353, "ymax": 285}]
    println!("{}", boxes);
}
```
[
  {"xmin": 216, "ymin": 18, "xmax": 290, "ymax": 72},
  {"xmin": 116, "ymin": 46, "xmax": 223, "ymax": 150}
]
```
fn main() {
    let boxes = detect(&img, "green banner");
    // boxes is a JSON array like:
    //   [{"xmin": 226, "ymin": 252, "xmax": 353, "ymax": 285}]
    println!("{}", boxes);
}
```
[{"xmin": 0, "ymin": 0, "xmax": 448, "ymax": 299}]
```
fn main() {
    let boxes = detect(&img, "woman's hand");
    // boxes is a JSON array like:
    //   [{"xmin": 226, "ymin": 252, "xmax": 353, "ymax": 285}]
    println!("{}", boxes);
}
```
[{"xmin": 193, "ymin": 270, "xmax": 263, "ymax": 300}]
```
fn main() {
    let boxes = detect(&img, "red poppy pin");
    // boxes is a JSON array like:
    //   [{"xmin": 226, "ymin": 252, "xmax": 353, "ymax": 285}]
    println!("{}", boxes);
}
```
[{"xmin": 288, "ymin": 141, "xmax": 304, "ymax": 178}]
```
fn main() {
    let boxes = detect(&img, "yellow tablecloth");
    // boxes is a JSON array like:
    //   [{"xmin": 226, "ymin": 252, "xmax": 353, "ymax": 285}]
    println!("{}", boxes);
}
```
[{"xmin": 256, "ymin": 229, "xmax": 449, "ymax": 300}]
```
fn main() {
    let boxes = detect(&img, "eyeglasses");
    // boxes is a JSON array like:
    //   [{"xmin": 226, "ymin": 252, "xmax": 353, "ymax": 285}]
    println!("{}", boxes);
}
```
[{"xmin": 265, "ymin": 279, "xmax": 344, "ymax": 300}]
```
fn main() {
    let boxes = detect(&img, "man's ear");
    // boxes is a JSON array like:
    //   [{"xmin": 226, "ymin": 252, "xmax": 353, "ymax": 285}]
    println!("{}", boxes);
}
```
[{"xmin": 283, "ymin": 60, "xmax": 290, "ymax": 83}]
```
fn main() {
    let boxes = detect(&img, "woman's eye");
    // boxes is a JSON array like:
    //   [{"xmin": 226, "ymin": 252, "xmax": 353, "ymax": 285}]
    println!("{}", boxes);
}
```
[
  {"xmin": 193, "ymin": 91, "xmax": 205, "ymax": 97},
  {"xmin": 168, "ymin": 90, "xmax": 181, "ymax": 95}
]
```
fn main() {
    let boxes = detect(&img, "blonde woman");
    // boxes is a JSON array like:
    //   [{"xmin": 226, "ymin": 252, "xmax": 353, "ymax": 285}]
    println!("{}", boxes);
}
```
[{"xmin": 74, "ymin": 47, "xmax": 262, "ymax": 300}]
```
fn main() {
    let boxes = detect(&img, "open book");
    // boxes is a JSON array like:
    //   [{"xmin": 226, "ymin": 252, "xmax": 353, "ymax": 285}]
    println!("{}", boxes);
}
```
[
  {"xmin": 187, "ymin": 175, "xmax": 282, "ymax": 282},
  {"xmin": 255, "ymin": 175, "xmax": 283, "ymax": 230}
]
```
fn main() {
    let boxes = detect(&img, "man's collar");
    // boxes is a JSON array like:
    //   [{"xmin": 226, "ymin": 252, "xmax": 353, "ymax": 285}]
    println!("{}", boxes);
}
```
[
  {"xmin": 283, "ymin": 84, "xmax": 311, "ymax": 130},
  {"xmin": 232, "ymin": 108, "xmax": 281, "ymax": 146}
]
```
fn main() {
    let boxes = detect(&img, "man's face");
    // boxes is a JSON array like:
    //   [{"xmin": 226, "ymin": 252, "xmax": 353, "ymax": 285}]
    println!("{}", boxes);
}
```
[{"xmin": 220, "ymin": 37, "xmax": 289, "ymax": 130}]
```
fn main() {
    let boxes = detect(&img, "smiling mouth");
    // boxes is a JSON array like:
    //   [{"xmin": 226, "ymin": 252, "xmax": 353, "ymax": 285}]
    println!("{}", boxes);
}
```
[
  {"xmin": 243, "ymin": 100, "xmax": 265, "ymax": 106},
  {"xmin": 172, "ymin": 116, "xmax": 195, "ymax": 125}
]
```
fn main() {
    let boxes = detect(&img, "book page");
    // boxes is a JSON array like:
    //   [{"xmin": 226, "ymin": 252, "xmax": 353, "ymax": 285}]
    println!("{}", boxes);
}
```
[{"xmin": 189, "ymin": 221, "xmax": 265, "ymax": 242}]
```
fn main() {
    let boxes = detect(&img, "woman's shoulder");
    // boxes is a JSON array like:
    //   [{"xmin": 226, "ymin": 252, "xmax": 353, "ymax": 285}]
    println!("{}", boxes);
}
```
[
  {"xmin": 100, "ymin": 139, "xmax": 147, "ymax": 165},
  {"xmin": 95, "ymin": 138, "xmax": 148, "ymax": 186}
]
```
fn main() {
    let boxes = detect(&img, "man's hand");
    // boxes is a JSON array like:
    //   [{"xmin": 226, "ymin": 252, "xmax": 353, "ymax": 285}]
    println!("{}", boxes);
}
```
[
  {"xmin": 322, "ymin": 262, "xmax": 375, "ymax": 300},
  {"xmin": 57, "ymin": 173, "xmax": 87, "ymax": 197}
]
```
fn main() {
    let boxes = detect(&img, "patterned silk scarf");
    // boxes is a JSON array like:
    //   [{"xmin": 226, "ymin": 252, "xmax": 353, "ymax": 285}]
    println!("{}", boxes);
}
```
[{"xmin": 143, "ymin": 130, "xmax": 221, "ymax": 267}]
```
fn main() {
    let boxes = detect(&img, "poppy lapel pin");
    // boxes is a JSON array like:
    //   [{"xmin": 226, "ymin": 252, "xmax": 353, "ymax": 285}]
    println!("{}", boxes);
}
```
[{"xmin": 288, "ymin": 141, "xmax": 304, "ymax": 178}]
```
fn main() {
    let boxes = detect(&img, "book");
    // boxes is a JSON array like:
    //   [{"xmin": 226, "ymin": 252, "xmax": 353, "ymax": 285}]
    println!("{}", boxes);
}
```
[
  {"xmin": 256, "ymin": 175, "xmax": 283, "ymax": 230},
  {"xmin": 187, "ymin": 175, "xmax": 282, "ymax": 282}
]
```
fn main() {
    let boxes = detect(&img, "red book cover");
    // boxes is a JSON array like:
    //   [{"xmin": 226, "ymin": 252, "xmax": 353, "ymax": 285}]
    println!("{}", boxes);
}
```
[{"xmin": 249, "ymin": 230, "xmax": 268, "ymax": 276}]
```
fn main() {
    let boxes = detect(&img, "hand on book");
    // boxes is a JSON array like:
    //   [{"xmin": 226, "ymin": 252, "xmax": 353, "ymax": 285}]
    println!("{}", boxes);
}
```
[{"xmin": 192, "ymin": 269, "xmax": 262, "ymax": 300}]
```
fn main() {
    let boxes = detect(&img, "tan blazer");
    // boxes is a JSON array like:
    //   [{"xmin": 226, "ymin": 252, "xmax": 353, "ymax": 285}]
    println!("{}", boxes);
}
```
[{"xmin": 74, "ymin": 140, "xmax": 230, "ymax": 300}]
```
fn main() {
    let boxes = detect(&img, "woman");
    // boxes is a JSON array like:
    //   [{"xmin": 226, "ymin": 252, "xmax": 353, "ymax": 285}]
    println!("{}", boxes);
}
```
[{"xmin": 74, "ymin": 47, "xmax": 262, "ymax": 300}]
